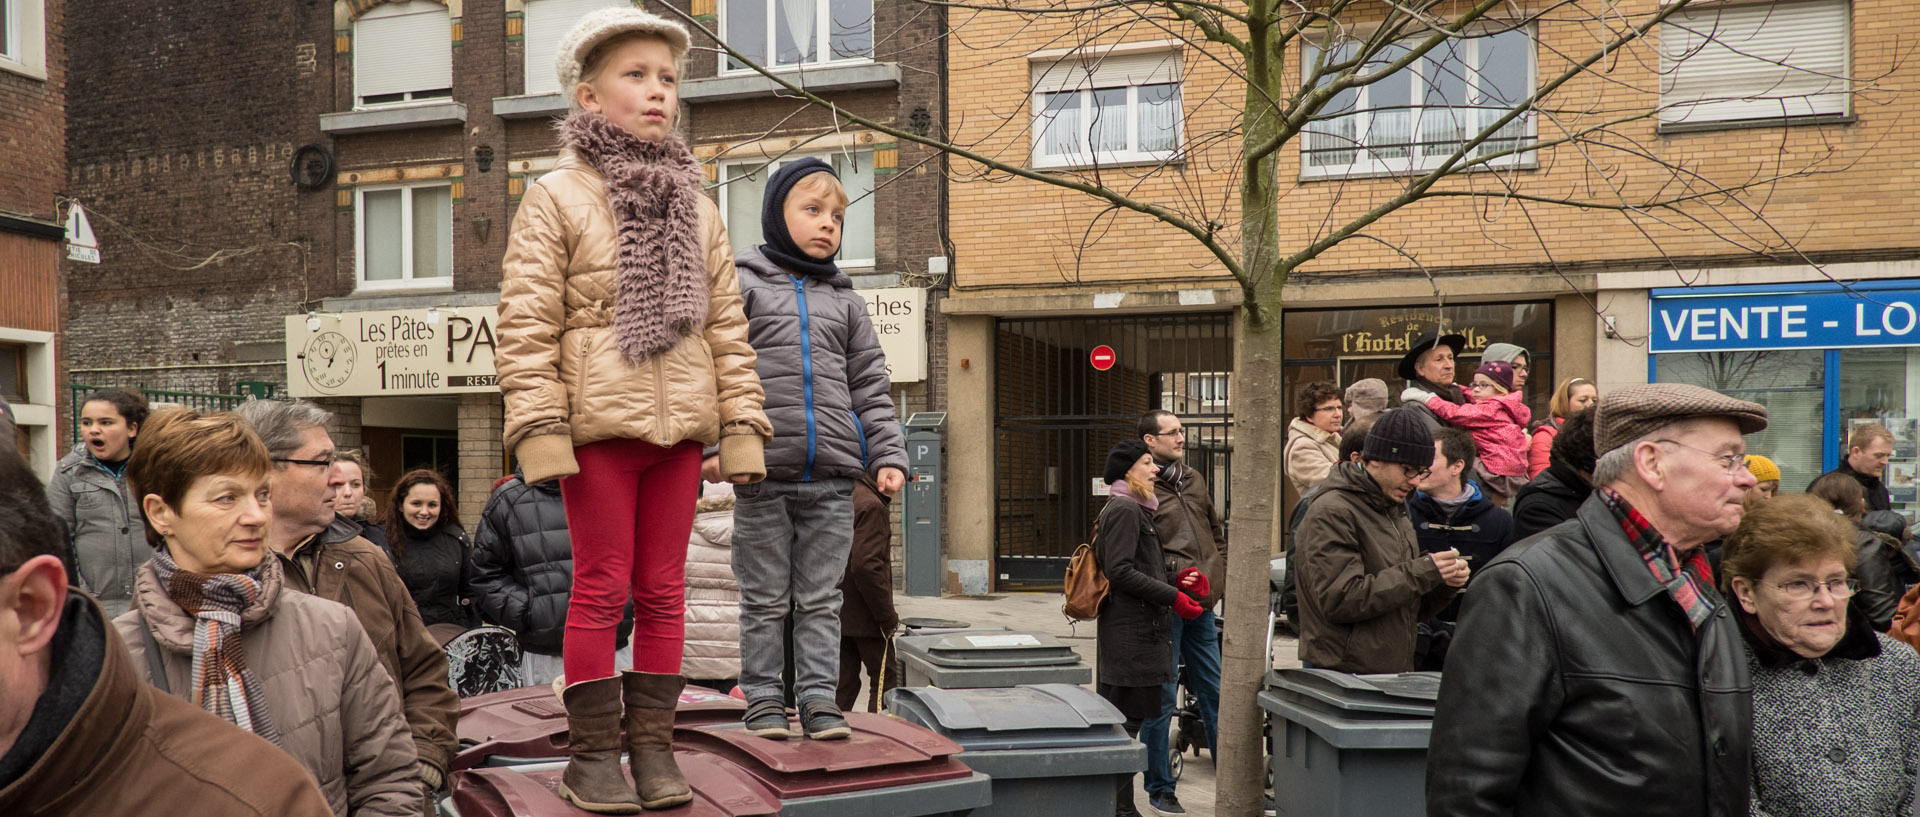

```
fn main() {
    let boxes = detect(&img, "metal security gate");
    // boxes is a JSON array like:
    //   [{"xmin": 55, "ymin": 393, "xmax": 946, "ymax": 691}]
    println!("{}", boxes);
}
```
[{"xmin": 994, "ymin": 314, "xmax": 1235, "ymax": 589}]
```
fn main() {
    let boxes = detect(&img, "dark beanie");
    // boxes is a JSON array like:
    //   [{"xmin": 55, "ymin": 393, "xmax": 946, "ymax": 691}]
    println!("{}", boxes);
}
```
[
  {"xmin": 1363, "ymin": 409, "xmax": 1435, "ymax": 467},
  {"xmin": 1104, "ymin": 440, "xmax": 1152, "ymax": 485},
  {"xmin": 757, "ymin": 158, "xmax": 841, "ymax": 279}
]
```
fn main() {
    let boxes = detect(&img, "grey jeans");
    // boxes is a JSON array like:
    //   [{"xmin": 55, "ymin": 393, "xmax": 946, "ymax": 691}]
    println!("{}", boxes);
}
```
[{"xmin": 732, "ymin": 478, "xmax": 855, "ymax": 703}]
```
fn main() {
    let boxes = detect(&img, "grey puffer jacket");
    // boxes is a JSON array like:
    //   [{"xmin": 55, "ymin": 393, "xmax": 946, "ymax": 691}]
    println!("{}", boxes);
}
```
[
  {"xmin": 47, "ymin": 444, "xmax": 144, "ymax": 617},
  {"xmin": 731, "ymin": 246, "xmax": 907, "ymax": 482},
  {"xmin": 1745, "ymin": 608, "xmax": 1920, "ymax": 817}
]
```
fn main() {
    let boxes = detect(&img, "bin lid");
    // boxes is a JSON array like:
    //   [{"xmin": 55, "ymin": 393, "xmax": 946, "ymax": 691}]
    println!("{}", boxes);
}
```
[
  {"xmin": 895, "ymin": 629, "xmax": 1082, "ymax": 668},
  {"xmin": 1258, "ymin": 690, "xmax": 1432, "ymax": 751},
  {"xmin": 1264, "ymin": 668, "xmax": 1439, "ymax": 718},
  {"xmin": 453, "ymin": 684, "xmax": 747, "ymax": 770},
  {"xmin": 671, "ymin": 711, "xmax": 974, "ymax": 799},
  {"xmin": 899, "ymin": 617, "xmax": 972, "ymax": 631},
  {"xmin": 447, "ymin": 751, "xmax": 779, "ymax": 817},
  {"xmin": 884, "ymin": 684, "xmax": 1132, "ymax": 751}
]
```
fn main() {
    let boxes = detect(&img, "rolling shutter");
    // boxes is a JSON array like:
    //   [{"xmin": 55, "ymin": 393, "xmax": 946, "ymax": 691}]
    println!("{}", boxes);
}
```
[
  {"xmin": 1031, "ymin": 49, "xmax": 1182, "ymax": 95},
  {"xmin": 525, "ymin": 0, "xmax": 628, "ymax": 97},
  {"xmin": 1659, "ymin": 0, "xmax": 1849, "ymax": 124},
  {"xmin": 355, "ymin": 0, "xmax": 454, "ymax": 102}
]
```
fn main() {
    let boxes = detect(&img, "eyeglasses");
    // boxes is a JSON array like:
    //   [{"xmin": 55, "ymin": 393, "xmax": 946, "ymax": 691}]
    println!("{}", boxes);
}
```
[
  {"xmin": 1313, "ymin": 404, "xmax": 1342, "ymax": 414},
  {"xmin": 273, "ymin": 456, "xmax": 335, "ymax": 469},
  {"xmin": 1397, "ymin": 464, "xmax": 1434, "ymax": 481},
  {"xmin": 1149, "ymin": 429, "xmax": 1186, "ymax": 438},
  {"xmin": 1653, "ymin": 439, "xmax": 1748, "ymax": 475},
  {"xmin": 1767, "ymin": 578, "xmax": 1858, "ymax": 601}
]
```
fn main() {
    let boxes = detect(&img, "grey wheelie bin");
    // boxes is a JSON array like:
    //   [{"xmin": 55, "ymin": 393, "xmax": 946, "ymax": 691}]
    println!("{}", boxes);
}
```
[
  {"xmin": 887, "ymin": 684, "xmax": 1146, "ymax": 817},
  {"xmin": 894, "ymin": 628, "xmax": 1091, "ymax": 688},
  {"xmin": 1259, "ymin": 668, "xmax": 1439, "ymax": 817}
]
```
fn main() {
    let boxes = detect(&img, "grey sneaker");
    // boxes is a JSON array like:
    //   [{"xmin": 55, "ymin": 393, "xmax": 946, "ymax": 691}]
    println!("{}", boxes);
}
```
[
  {"xmin": 1148, "ymin": 792, "xmax": 1186, "ymax": 815},
  {"xmin": 743, "ymin": 699, "xmax": 792, "ymax": 739},
  {"xmin": 798, "ymin": 696, "xmax": 852, "ymax": 740}
]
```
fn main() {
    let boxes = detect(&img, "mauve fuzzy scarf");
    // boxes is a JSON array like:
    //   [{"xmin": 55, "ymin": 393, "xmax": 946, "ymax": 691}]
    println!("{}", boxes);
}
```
[{"xmin": 559, "ymin": 112, "xmax": 709, "ymax": 364}]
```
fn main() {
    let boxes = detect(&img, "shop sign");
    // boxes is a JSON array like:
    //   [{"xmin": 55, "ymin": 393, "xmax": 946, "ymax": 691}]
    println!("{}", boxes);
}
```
[
  {"xmin": 283, "ymin": 308, "xmax": 498, "ymax": 397},
  {"xmin": 1651, "ymin": 287, "xmax": 1920, "ymax": 353},
  {"xmin": 861, "ymin": 287, "xmax": 927, "ymax": 383},
  {"xmin": 1335, "ymin": 311, "xmax": 1491, "ymax": 356}
]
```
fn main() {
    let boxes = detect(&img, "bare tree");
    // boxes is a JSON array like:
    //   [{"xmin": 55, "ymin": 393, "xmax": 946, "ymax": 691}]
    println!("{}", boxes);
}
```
[{"xmin": 658, "ymin": 0, "xmax": 1895, "ymax": 811}]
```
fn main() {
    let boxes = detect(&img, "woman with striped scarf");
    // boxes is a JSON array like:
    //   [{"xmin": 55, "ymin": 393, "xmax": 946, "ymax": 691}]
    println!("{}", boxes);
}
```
[{"xmin": 112, "ymin": 409, "xmax": 422, "ymax": 817}]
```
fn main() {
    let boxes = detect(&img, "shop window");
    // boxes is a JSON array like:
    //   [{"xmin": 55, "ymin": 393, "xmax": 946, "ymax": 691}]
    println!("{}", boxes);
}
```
[
  {"xmin": 357, "ymin": 183, "xmax": 453, "ymax": 290},
  {"xmin": 1656, "ymin": 350, "xmax": 1826, "ymax": 494},
  {"xmin": 524, "ymin": 0, "xmax": 627, "ymax": 97},
  {"xmin": 721, "ymin": 0, "xmax": 874, "ymax": 73},
  {"xmin": 718, "ymin": 149, "xmax": 876, "ymax": 267},
  {"xmin": 1659, "ymin": 0, "xmax": 1849, "ymax": 127},
  {"xmin": 1030, "ymin": 50, "xmax": 1183, "ymax": 169},
  {"xmin": 354, "ymin": 0, "xmax": 454, "ymax": 108},
  {"xmin": 1839, "ymin": 348, "xmax": 1920, "ymax": 516},
  {"xmin": 1282, "ymin": 302, "xmax": 1555, "ymax": 423},
  {"xmin": 1302, "ymin": 28, "xmax": 1535, "ymax": 177},
  {"xmin": 0, "ymin": 0, "xmax": 16, "ymax": 62}
]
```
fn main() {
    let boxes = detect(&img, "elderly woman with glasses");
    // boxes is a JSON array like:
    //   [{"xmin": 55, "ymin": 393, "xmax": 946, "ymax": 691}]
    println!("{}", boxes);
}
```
[
  {"xmin": 1285, "ymin": 380, "xmax": 1344, "ymax": 499},
  {"xmin": 1722, "ymin": 493, "xmax": 1920, "ymax": 817}
]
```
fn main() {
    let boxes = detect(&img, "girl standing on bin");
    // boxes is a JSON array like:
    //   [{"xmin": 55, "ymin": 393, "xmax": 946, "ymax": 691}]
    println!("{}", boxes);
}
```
[
  {"xmin": 495, "ymin": 7, "xmax": 771, "ymax": 813},
  {"xmin": 1095, "ymin": 439, "xmax": 1208, "ymax": 817}
]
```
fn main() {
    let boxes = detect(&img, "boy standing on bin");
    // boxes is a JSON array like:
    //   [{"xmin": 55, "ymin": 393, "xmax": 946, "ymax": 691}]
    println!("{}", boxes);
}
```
[{"xmin": 703, "ymin": 158, "xmax": 907, "ymax": 739}]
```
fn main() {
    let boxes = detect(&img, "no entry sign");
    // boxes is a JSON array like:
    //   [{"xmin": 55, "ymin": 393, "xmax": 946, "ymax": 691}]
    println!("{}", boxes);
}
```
[{"xmin": 1089, "ymin": 345, "xmax": 1117, "ymax": 371}]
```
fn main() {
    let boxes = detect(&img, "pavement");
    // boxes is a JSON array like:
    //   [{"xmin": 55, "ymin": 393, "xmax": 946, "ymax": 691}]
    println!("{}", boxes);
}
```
[{"xmin": 866, "ymin": 591, "xmax": 1303, "ymax": 817}]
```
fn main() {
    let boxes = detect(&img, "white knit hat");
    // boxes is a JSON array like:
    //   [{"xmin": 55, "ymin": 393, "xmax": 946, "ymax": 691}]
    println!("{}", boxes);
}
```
[{"xmin": 555, "ymin": 6, "xmax": 691, "ymax": 113}]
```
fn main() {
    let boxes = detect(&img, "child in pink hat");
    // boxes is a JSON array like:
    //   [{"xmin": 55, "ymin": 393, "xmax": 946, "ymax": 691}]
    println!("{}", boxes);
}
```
[{"xmin": 1417, "ymin": 360, "xmax": 1531, "ymax": 505}]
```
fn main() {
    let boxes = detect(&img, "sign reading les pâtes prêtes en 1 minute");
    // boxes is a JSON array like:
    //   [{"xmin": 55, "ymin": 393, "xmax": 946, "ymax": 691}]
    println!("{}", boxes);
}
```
[{"xmin": 284, "ymin": 308, "xmax": 498, "ymax": 397}]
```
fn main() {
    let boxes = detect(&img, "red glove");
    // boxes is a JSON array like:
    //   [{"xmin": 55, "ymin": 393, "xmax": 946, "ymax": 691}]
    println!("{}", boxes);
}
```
[
  {"xmin": 1172, "ymin": 592, "xmax": 1205, "ymax": 620},
  {"xmin": 1177, "ymin": 567, "xmax": 1210, "ymax": 600}
]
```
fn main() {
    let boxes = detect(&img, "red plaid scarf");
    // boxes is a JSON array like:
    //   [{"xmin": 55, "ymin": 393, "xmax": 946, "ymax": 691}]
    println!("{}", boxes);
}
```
[
  {"xmin": 153, "ymin": 549, "xmax": 282, "ymax": 745},
  {"xmin": 1598, "ymin": 488, "xmax": 1719, "ymax": 631}
]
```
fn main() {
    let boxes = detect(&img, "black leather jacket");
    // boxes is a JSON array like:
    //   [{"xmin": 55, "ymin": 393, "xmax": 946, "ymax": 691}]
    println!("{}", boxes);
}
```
[{"xmin": 1427, "ymin": 493, "xmax": 1752, "ymax": 817}]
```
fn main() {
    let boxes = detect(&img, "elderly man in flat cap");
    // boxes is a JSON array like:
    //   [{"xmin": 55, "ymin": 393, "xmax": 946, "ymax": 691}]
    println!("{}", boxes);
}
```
[{"xmin": 1427, "ymin": 383, "xmax": 1765, "ymax": 817}]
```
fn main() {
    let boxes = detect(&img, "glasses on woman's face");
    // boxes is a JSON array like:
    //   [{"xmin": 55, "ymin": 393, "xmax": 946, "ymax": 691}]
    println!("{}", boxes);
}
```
[{"xmin": 1768, "ymin": 577, "xmax": 1857, "ymax": 602}]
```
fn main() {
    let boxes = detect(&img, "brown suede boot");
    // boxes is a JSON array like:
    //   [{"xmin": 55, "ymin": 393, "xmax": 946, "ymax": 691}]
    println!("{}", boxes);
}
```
[
  {"xmin": 621, "ymin": 671, "xmax": 695, "ymax": 810},
  {"xmin": 559, "ymin": 676, "xmax": 644, "ymax": 814}
]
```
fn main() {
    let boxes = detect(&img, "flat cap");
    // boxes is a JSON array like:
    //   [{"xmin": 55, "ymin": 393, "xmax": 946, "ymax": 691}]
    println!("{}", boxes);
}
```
[{"xmin": 1594, "ymin": 383, "xmax": 1768, "ymax": 456}]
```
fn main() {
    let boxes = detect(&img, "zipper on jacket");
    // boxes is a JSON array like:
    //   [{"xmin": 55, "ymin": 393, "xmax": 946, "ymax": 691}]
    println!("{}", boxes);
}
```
[
  {"xmin": 850, "ymin": 409, "xmax": 869, "ymax": 469},
  {"xmin": 792, "ymin": 275, "xmax": 819, "ymax": 481},
  {"xmin": 654, "ymin": 352, "xmax": 669, "ymax": 442}
]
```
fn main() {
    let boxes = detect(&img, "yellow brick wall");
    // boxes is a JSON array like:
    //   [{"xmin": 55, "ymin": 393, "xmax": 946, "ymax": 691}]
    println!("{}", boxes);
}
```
[{"xmin": 948, "ymin": 0, "xmax": 1920, "ymax": 292}]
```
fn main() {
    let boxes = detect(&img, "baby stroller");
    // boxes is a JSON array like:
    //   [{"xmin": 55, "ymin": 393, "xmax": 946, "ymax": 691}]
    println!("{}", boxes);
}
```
[{"xmin": 1166, "ymin": 615, "xmax": 1223, "ymax": 781}]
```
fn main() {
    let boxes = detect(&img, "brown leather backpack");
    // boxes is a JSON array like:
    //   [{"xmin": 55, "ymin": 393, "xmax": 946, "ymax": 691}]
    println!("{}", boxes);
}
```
[{"xmin": 1061, "ymin": 520, "xmax": 1107, "ymax": 622}]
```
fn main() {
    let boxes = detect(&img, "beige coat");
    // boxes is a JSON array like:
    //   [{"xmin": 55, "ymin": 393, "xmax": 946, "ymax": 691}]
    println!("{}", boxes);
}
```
[
  {"xmin": 497, "ymin": 152, "xmax": 772, "ymax": 483},
  {"xmin": 1285, "ymin": 417, "xmax": 1341, "ymax": 498},
  {"xmin": 683, "ymin": 504, "xmax": 742, "ymax": 682},
  {"xmin": 115, "ymin": 559, "xmax": 422, "ymax": 817}
]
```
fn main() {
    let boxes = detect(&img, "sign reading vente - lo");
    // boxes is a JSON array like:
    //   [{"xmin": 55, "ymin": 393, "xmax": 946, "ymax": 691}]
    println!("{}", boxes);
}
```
[
  {"xmin": 1650, "ymin": 284, "xmax": 1920, "ymax": 353},
  {"xmin": 284, "ymin": 308, "xmax": 498, "ymax": 397}
]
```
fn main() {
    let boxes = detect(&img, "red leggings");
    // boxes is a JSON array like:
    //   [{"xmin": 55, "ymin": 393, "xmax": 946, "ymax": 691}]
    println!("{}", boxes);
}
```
[{"xmin": 559, "ymin": 438, "xmax": 702, "ymax": 683}]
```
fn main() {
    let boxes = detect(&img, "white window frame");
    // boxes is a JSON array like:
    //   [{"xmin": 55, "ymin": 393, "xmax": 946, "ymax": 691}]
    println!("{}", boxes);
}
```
[
  {"xmin": 0, "ymin": 0, "xmax": 48, "ymax": 80},
  {"xmin": 1029, "ymin": 49, "xmax": 1185, "ymax": 170},
  {"xmin": 1299, "ymin": 27, "xmax": 1537, "ymax": 180},
  {"xmin": 353, "ymin": 0, "xmax": 455, "ymax": 109},
  {"xmin": 524, "ymin": 0, "xmax": 628, "ymax": 97},
  {"xmin": 1658, "ymin": 0, "xmax": 1851, "ymax": 128},
  {"xmin": 715, "ymin": 149, "xmax": 877, "ymax": 269},
  {"xmin": 717, "ymin": 0, "xmax": 875, "ymax": 76},
  {"xmin": 355, "ymin": 182, "xmax": 454, "ymax": 292}
]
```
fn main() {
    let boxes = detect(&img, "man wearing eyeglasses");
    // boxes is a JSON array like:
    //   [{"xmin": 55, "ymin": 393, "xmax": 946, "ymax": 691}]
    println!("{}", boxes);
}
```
[
  {"xmin": 1293, "ymin": 409, "xmax": 1469, "ymax": 674},
  {"xmin": 1428, "ymin": 383, "xmax": 1767, "ymax": 817}
]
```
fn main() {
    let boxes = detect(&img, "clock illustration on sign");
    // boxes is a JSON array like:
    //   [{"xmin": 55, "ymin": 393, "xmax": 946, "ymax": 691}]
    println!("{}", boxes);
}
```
[{"xmin": 300, "ymin": 331, "xmax": 356, "ymax": 392}]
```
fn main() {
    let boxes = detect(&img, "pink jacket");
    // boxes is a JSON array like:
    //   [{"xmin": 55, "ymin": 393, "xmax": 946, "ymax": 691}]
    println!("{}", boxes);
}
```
[
  {"xmin": 1528, "ymin": 419, "xmax": 1560, "ymax": 478},
  {"xmin": 1426, "ymin": 392, "xmax": 1532, "ymax": 479}
]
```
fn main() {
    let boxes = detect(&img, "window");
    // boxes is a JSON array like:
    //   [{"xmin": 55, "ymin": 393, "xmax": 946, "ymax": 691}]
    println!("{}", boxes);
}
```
[
  {"xmin": 354, "ymin": 0, "xmax": 454, "ymax": 107},
  {"xmin": 1302, "ymin": 28, "xmax": 1535, "ymax": 177},
  {"xmin": 0, "ymin": 0, "xmax": 15, "ymax": 62},
  {"xmin": 721, "ymin": 0, "xmax": 873, "ymax": 73},
  {"xmin": 1656, "ymin": 350, "xmax": 1825, "ymax": 497},
  {"xmin": 525, "ymin": 0, "xmax": 627, "ymax": 97},
  {"xmin": 357, "ymin": 183, "xmax": 453, "ymax": 289},
  {"xmin": 718, "ymin": 150, "xmax": 876, "ymax": 267},
  {"xmin": 1659, "ymin": 0, "xmax": 1849, "ymax": 127},
  {"xmin": 0, "ymin": 0, "xmax": 47, "ymax": 78},
  {"xmin": 0, "ymin": 343, "xmax": 23, "ymax": 402},
  {"xmin": 1030, "ymin": 50, "xmax": 1183, "ymax": 169}
]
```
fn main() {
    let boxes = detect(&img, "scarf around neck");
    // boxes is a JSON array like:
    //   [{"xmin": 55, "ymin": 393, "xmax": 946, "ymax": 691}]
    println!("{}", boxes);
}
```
[
  {"xmin": 1109, "ymin": 479, "xmax": 1160, "ymax": 511},
  {"xmin": 559, "ymin": 112, "xmax": 709, "ymax": 364},
  {"xmin": 150, "ymin": 548, "xmax": 281, "ymax": 745}
]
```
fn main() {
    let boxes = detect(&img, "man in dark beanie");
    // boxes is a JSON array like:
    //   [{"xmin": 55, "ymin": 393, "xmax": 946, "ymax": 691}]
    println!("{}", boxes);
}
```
[
  {"xmin": 1292, "ymin": 409, "xmax": 1469, "ymax": 673},
  {"xmin": 1429, "ymin": 383, "xmax": 1765, "ymax": 817}
]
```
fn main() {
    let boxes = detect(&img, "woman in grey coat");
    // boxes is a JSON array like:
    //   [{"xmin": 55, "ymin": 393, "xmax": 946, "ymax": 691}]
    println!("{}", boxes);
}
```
[
  {"xmin": 1721, "ymin": 494, "xmax": 1920, "ymax": 817},
  {"xmin": 45, "ymin": 388, "xmax": 149, "ymax": 617}
]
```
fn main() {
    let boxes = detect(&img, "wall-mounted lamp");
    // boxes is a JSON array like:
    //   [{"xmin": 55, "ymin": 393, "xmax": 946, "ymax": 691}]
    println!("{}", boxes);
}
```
[{"xmin": 306, "ymin": 311, "xmax": 322, "ymax": 332}]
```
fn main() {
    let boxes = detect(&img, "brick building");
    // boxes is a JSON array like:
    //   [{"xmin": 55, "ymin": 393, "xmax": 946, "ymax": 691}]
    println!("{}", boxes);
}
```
[
  {"xmin": 1, "ymin": 0, "xmax": 64, "ymax": 476},
  {"xmin": 65, "ymin": 0, "xmax": 946, "ymax": 547},
  {"xmin": 937, "ymin": 0, "xmax": 1920, "ymax": 587}
]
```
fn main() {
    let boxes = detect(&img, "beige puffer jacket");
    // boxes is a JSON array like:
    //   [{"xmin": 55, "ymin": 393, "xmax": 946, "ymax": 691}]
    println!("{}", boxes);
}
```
[
  {"xmin": 115, "ymin": 558, "xmax": 422, "ymax": 817},
  {"xmin": 683, "ymin": 501, "xmax": 742, "ymax": 682},
  {"xmin": 497, "ymin": 152, "xmax": 772, "ymax": 484}
]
